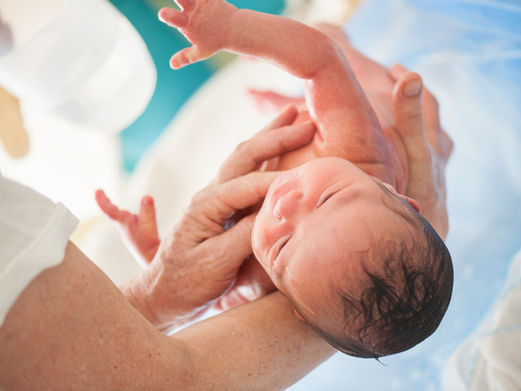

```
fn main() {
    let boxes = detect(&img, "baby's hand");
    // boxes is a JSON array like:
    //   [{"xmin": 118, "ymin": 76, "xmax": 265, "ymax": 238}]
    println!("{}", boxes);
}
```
[
  {"xmin": 158, "ymin": 0, "xmax": 236, "ymax": 69},
  {"xmin": 95, "ymin": 189, "xmax": 160, "ymax": 267}
]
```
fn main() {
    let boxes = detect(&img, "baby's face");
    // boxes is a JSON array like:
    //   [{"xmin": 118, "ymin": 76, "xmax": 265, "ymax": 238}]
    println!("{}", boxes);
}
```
[{"xmin": 252, "ymin": 157, "xmax": 419, "ymax": 324}]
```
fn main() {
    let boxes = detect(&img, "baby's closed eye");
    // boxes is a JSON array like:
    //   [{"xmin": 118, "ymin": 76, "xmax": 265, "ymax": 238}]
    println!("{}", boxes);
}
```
[{"xmin": 316, "ymin": 187, "xmax": 341, "ymax": 207}]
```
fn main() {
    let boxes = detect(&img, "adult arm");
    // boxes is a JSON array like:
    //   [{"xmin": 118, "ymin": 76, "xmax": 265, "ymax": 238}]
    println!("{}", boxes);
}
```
[
  {"xmin": 0, "ymin": 241, "xmax": 333, "ymax": 390},
  {"xmin": 0, "ymin": 107, "xmax": 335, "ymax": 390},
  {"xmin": 98, "ymin": 106, "xmax": 315, "ymax": 330}
]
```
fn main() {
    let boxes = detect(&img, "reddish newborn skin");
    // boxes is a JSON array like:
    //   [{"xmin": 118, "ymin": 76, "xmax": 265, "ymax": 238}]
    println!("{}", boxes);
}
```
[
  {"xmin": 159, "ymin": 0, "xmax": 408, "ymax": 193},
  {"xmin": 97, "ymin": 1, "xmax": 422, "ymax": 310}
]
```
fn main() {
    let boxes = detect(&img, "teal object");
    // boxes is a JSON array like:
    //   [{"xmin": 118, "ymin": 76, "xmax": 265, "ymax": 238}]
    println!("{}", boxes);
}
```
[
  {"xmin": 229, "ymin": 0, "xmax": 285, "ymax": 13},
  {"xmin": 109, "ymin": 0, "xmax": 285, "ymax": 172}
]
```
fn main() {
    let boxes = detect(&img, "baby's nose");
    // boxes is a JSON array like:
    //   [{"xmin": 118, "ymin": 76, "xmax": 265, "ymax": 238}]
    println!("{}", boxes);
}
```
[{"xmin": 274, "ymin": 190, "xmax": 303, "ymax": 221}]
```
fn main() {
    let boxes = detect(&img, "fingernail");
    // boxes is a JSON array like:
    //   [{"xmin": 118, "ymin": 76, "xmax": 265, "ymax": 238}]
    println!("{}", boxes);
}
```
[{"xmin": 404, "ymin": 79, "xmax": 422, "ymax": 98}]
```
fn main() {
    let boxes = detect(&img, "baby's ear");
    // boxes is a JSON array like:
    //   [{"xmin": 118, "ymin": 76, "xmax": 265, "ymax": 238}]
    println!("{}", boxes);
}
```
[
  {"xmin": 405, "ymin": 197, "xmax": 421, "ymax": 213},
  {"xmin": 293, "ymin": 308, "xmax": 305, "ymax": 321},
  {"xmin": 395, "ymin": 192, "xmax": 422, "ymax": 213},
  {"xmin": 382, "ymin": 181, "xmax": 422, "ymax": 213}
]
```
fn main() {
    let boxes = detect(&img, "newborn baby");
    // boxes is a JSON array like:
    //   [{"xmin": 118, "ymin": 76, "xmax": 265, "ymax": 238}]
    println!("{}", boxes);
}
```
[{"xmin": 98, "ymin": 0, "xmax": 453, "ymax": 359}]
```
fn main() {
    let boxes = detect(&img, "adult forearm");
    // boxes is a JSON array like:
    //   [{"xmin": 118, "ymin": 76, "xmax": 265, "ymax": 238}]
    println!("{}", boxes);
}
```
[
  {"xmin": 176, "ymin": 292, "xmax": 335, "ymax": 390},
  {"xmin": 0, "ymin": 242, "xmax": 333, "ymax": 390}
]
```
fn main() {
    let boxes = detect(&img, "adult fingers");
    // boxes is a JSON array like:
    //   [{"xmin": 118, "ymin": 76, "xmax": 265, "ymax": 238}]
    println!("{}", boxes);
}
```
[
  {"xmin": 209, "ymin": 170, "xmax": 281, "ymax": 220},
  {"xmin": 390, "ymin": 64, "xmax": 447, "ymax": 156},
  {"xmin": 215, "ymin": 105, "xmax": 299, "ymax": 183},
  {"xmin": 390, "ymin": 64, "xmax": 440, "ymax": 131},
  {"xmin": 185, "ymin": 171, "xmax": 281, "ymax": 243},
  {"xmin": 441, "ymin": 129, "xmax": 454, "ymax": 160},
  {"xmin": 201, "ymin": 213, "xmax": 257, "ymax": 270},
  {"xmin": 391, "ymin": 70, "xmax": 431, "ymax": 160},
  {"xmin": 219, "ymin": 121, "xmax": 314, "ymax": 182},
  {"xmin": 420, "ymin": 87, "xmax": 445, "ymax": 154},
  {"xmin": 388, "ymin": 63, "xmax": 409, "ymax": 81},
  {"xmin": 263, "ymin": 104, "xmax": 299, "ymax": 131},
  {"xmin": 216, "ymin": 116, "xmax": 315, "ymax": 183}
]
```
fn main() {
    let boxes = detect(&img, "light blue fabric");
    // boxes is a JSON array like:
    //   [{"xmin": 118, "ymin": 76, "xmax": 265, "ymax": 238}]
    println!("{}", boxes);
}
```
[{"xmin": 290, "ymin": 1, "xmax": 521, "ymax": 390}]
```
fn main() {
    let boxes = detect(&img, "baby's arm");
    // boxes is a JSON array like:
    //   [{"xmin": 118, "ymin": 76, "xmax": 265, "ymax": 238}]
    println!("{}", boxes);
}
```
[
  {"xmin": 95, "ymin": 190, "xmax": 160, "ymax": 266},
  {"xmin": 159, "ymin": 1, "xmax": 391, "ymax": 168}
]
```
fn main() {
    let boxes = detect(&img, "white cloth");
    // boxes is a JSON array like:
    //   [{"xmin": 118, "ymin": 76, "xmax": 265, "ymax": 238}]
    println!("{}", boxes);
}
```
[
  {"xmin": 0, "ymin": 173, "xmax": 78, "ymax": 326},
  {"xmin": 442, "ymin": 249, "xmax": 521, "ymax": 391}
]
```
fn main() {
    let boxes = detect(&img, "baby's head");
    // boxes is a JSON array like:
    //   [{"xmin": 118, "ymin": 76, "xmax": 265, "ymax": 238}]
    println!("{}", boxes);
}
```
[{"xmin": 252, "ymin": 157, "xmax": 453, "ymax": 358}]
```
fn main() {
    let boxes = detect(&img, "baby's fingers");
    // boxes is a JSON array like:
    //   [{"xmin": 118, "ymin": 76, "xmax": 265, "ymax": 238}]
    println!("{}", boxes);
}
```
[
  {"xmin": 95, "ymin": 189, "xmax": 128, "ymax": 222},
  {"xmin": 216, "ymin": 119, "xmax": 315, "ymax": 183},
  {"xmin": 158, "ymin": 7, "xmax": 188, "ymax": 28},
  {"xmin": 139, "ymin": 196, "xmax": 159, "ymax": 239},
  {"xmin": 173, "ymin": 0, "xmax": 194, "ymax": 11},
  {"xmin": 170, "ymin": 46, "xmax": 211, "ymax": 69}
]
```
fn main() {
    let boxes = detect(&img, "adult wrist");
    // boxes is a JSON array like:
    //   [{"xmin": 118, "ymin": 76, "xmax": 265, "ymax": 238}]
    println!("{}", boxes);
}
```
[{"xmin": 120, "ymin": 272, "xmax": 159, "ymax": 326}]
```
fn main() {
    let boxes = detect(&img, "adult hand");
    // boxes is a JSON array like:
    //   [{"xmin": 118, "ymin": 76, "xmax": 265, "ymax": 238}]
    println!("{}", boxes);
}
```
[
  {"xmin": 390, "ymin": 64, "xmax": 453, "ymax": 239},
  {"xmin": 121, "ymin": 106, "xmax": 316, "ymax": 331},
  {"xmin": 213, "ymin": 106, "xmax": 317, "ymax": 311}
]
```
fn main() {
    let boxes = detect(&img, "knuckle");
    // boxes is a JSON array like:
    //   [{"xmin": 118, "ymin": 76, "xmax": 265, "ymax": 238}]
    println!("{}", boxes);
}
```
[
  {"xmin": 190, "ymin": 187, "xmax": 209, "ymax": 205},
  {"xmin": 410, "ymin": 143, "xmax": 432, "ymax": 162},
  {"xmin": 404, "ymin": 103, "xmax": 423, "ymax": 121},
  {"xmin": 275, "ymin": 135, "xmax": 288, "ymax": 152},
  {"xmin": 234, "ymin": 140, "xmax": 250, "ymax": 154}
]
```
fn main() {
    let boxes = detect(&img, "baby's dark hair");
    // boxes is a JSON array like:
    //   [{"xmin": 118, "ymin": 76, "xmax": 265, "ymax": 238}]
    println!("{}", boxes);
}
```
[{"xmin": 312, "ymin": 211, "xmax": 453, "ymax": 359}]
